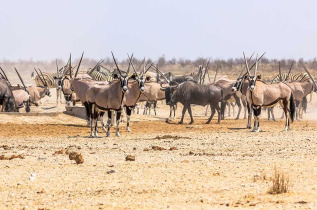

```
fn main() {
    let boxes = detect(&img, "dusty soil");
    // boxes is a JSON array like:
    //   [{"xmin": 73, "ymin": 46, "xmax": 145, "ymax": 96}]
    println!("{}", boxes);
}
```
[{"xmin": 0, "ymin": 89, "xmax": 317, "ymax": 209}]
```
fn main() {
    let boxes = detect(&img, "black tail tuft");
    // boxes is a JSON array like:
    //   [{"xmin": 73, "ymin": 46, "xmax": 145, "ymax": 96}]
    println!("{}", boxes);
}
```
[
  {"xmin": 220, "ymin": 90, "xmax": 225, "ymax": 119},
  {"xmin": 302, "ymin": 96, "xmax": 307, "ymax": 113},
  {"xmin": 289, "ymin": 93, "xmax": 295, "ymax": 122}
]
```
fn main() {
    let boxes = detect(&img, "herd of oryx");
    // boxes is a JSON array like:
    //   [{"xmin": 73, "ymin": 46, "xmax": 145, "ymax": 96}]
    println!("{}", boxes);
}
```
[{"xmin": 0, "ymin": 52, "xmax": 316, "ymax": 136}]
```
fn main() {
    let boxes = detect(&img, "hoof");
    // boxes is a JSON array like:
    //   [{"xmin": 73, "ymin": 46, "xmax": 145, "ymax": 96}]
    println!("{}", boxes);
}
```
[
  {"xmin": 178, "ymin": 121, "xmax": 183, "ymax": 124},
  {"xmin": 235, "ymin": 117, "xmax": 239, "ymax": 120},
  {"xmin": 127, "ymin": 127, "xmax": 131, "ymax": 132},
  {"xmin": 273, "ymin": 119, "xmax": 277, "ymax": 122},
  {"xmin": 95, "ymin": 133, "xmax": 99, "ymax": 137},
  {"xmin": 116, "ymin": 132, "xmax": 120, "ymax": 137},
  {"xmin": 90, "ymin": 133, "xmax": 94, "ymax": 138},
  {"xmin": 189, "ymin": 121, "xmax": 194, "ymax": 124},
  {"xmin": 205, "ymin": 121, "xmax": 211, "ymax": 124},
  {"xmin": 106, "ymin": 131, "xmax": 110, "ymax": 137}
]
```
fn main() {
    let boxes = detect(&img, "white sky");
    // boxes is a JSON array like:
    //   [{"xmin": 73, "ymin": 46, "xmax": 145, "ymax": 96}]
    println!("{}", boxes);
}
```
[{"xmin": 1, "ymin": 0, "xmax": 317, "ymax": 61}]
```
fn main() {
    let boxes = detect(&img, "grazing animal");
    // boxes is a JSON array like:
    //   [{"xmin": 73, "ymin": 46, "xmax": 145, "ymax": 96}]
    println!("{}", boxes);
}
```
[{"xmin": 168, "ymin": 81, "xmax": 222, "ymax": 124}]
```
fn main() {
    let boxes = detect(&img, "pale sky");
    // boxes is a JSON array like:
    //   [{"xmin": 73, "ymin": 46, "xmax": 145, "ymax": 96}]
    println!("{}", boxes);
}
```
[{"xmin": 1, "ymin": 0, "xmax": 317, "ymax": 61}]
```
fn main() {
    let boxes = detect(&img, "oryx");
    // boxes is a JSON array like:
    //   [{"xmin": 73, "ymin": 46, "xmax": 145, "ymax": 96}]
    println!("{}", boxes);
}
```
[{"xmin": 243, "ymin": 53, "xmax": 295, "ymax": 132}]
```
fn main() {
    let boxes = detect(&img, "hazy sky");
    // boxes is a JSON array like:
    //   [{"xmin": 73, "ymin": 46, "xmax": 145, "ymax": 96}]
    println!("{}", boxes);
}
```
[{"xmin": 1, "ymin": 0, "xmax": 317, "ymax": 61}]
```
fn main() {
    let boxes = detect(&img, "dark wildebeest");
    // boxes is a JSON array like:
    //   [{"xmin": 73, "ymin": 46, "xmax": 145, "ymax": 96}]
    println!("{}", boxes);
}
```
[
  {"xmin": 167, "ymin": 81, "xmax": 222, "ymax": 124},
  {"xmin": 0, "ymin": 79, "xmax": 16, "ymax": 112}
]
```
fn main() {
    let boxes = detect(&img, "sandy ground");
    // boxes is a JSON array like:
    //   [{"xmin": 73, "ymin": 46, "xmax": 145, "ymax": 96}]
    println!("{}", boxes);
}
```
[{"xmin": 0, "ymin": 89, "xmax": 317, "ymax": 209}]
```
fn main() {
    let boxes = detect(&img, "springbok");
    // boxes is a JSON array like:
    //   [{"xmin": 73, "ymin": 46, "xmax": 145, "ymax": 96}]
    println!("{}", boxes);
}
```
[{"xmin": 243, "ymin": 53, "xmax": 295, "ymax": 132}]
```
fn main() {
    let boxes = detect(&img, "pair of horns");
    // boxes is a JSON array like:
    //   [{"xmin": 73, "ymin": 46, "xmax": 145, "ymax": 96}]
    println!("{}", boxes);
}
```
[
  {"xmin": 300, "ymin": 63, "xmax": 317, "ymax": 89},
  {"xmin": 243, "ymin": 52, "xmax": 266, "ymax": 77},
  {"xmin": 34, "ymin": 68, "xmax": 48, "ymax": 86},
  {"xmin": 0, "ymin": 67, "xmax": 10, "ymax": 85}
]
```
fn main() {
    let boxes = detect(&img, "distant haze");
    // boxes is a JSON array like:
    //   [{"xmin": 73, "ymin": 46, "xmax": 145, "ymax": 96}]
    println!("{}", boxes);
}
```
[{"xmin": 1, "ymin": 0, "xmax": 317, "ymax": 61}]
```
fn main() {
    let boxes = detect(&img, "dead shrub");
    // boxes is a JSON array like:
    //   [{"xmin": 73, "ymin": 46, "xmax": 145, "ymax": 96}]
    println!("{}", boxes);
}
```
[{"xmin": 268, "ymin": 167, "xmax": 290, "ymax": 194}]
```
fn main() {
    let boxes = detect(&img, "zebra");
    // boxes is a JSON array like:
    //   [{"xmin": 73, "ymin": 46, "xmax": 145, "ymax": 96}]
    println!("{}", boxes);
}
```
[
  {"xmin": 87, "ymin": 65, "xmax": 113, "ymax": 81},
  {"xmin": 271, "ymin": 72, "xmax": 310, "ymax": 83}
]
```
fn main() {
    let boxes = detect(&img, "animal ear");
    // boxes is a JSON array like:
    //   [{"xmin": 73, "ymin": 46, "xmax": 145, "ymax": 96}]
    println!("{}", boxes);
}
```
[
  {"xmin": 146, "ymin": 76, "xmax": 151, "ymax": 81},
  {"xmin": 257, "ymin": 75, "xmax": 262, "ymax": 80}
]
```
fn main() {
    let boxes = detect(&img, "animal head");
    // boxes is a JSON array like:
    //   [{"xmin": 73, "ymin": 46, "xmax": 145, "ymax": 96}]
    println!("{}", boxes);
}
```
[
  {"xmin": 44, "ymin": 86, "xmax": 51, "ymax": 97},
  {"xmin": 160, "ymin": 81, "xmax": 178, "ymax": 105},
  {"xmin": 232, "ymin": 77, "xmax": 243, "ymax": 92}
]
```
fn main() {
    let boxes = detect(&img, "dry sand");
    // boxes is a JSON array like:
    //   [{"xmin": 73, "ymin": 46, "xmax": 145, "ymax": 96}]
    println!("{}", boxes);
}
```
[{"xmin": 0, "ymin": 90, "xmax": 317, "ymax": 209}]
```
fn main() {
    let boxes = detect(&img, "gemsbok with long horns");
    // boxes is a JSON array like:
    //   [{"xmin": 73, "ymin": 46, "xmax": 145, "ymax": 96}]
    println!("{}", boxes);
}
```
[
  {"xmin": 86, "ymin": 52, "xmax": 132, "ymax": 137},
  {"xmin": 243, "ymin": 53, "xmax": 295, "ymax": 132}
]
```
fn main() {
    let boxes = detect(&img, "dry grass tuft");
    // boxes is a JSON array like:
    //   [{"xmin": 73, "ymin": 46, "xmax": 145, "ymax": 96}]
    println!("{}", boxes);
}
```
[{"xmin": 268, "ymin": 167, "xmax": 290, "ymax": 194}]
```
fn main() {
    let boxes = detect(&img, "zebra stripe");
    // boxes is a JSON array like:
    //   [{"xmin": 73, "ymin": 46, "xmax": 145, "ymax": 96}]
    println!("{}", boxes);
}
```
[{"xmin": 271, "ymin": 73, "xmax": 310, "ymax": 83}]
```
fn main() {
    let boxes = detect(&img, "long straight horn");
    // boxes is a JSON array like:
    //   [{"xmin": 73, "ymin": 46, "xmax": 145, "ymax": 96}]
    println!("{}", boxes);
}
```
[
  {"xmin": 69, "ymin": 53, "xmax": 73, "ymax": 79},
  {"xmin": 137, "ymin": 58, "xmax": 145, "ymax": 73},
  {"xmin": 152, "ymin": 65, "xmax": 169, "ymax": 83},
  {"xmin": 300, "ymin": 63, "xmax": 317, "ymax": 89},
  {"xmin": 34, "ymin": 68, "xmax": 45, "ymax": 86},
  {"xmin": 14, "ymin": 67, "xmax": 29, "ymax": 93},
  {"xmin": 243, "ymin": 52, "xmax": 251, "ymax": 76},
  {"xmin": 38, "ymin": 68, "xmax": 48, "ymax": 86},
  {"xmin": 144, "ymin": 62, "xmax": 155, "ymax": 74},
  {"xmin": 285, "ymin": 61, "xmax": 294, "ymax": 81},
  {"xmin": 0, "ymin": 67, "xmax": 9, "ymax": 82},
  {"xmin": 249, "ymin": 52, "xmax": 266, "ymax": 71},
  {"xmin": 127, "ymin": 54, "xmax": 138, "ymax": 75},
  {"xmin": 278, "ymin": 61, "xmax": 282, "ymax": 81},
  {"xmin": 238, "ymin": 52, "xmax": 255, "ymax": 78},
  {"xmin": 111, "ymin": 51, "xmax": 122, "ymax": 76},
  {"xmin": 0, "ymin": 71, "xmax": 4, "ymax": 79},
  {"xmin": 89, "ymin": 59, "xmax": 104, "ymax": 74},
  {"xmin": 127, "ymin": 53, "xmax": 134, "ymax": 75},
  {"xmin": 254, "ymin": 53, "xmax": 259, "ymax": 77},
  {"xmin": 74, "ymin": 52, "xmax": 84, "ymax": 78}
]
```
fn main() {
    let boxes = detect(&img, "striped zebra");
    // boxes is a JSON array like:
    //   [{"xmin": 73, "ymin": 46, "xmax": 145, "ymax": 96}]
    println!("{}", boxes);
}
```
[
  {"xmin": 271, "ymin": 72, "xmax": 310, "ymax": 83},
  {"xmin": 87, "ymin": 65, "xmax": 113, "ymax": 81}
]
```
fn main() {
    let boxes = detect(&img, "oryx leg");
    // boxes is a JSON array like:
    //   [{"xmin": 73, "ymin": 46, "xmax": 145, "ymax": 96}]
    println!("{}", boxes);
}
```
[
  {"xmin": 283, "ymin": 99, "xmax": 290, "ymax": 131},
  {"xmin": 234, "ymin": 95, "xmax": 242, "ymax": 120},
  {"xmin": 83, "ymin": 102, "xmax": 90, "ymax": 126},
  {"xmin": 188, "ymin": 104, "xmax": 194, "ymax": 124},
  {"xmin": 242, "ymin": 98, "xmax": 247, "ymax": 119},
  {"xmin": 227, "ymin": 102, "xmax": 231, "ymax": 117},
  {"xmin": 153, "ymin": 101, "xmax": 157, "ymax": 116},
  {"xmin": 89, "ymin": 103, "xmax": 95, "ymax": 137},
  {"xmin": 99, "ymin": 112, "xmax": 106, "ymax": 132},
  {"xmin": 252, "ymin": 107, "xmax": 261, "ymax": 132},
  {"xmin": 178, "ymin": 105, "xmax": 187, "ymax": 124},
  {"xmin": 247, "ymin": 102, "xmax": 252, "ymax": 129},
  {"xmin": 173, "ymin": 104, "xmax": 177, "ymax": 120},
  {"xmin": 126, "ymin": 107, "xmax": 132, "ymax": 132},
  {"xmin": 94, "ymin": 110, "xmax": 99, "ymax": 137},
  {"xmin": 106, "ymin": 111, "xmax": 112, "ymax": 137},
  {"xmin": 116, "ymin": 111, "xmax": 122, "ymax": 137},
  {"xmin": 295, "ymin": 100, "xmax": 300, "ymax": 121}
]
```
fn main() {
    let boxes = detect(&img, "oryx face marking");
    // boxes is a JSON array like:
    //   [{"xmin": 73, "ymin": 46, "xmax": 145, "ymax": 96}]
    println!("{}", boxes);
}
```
[
  {"xmin": 121, "ymin": 76, "xmax": 128, "ymax": 92},
  {"xmin": 232, "ymin": 78, "xmax": 243, "ymax": 92},
  {"xmin": 249, "ymin": 76, "xmax": 256, "ymax": 91},
  {"xmin": 138, "ymin": 77, "xmax": 145, "ymax": 92}
]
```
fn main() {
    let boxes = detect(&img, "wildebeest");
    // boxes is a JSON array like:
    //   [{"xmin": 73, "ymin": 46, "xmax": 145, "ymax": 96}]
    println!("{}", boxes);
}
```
[
  {"xmin": 0, "ymin": 68, "xmax": 16, "ymax": 112},
  {"xmin": 166, "ymin": 80, "xmax": 222, "ymax": 124}
]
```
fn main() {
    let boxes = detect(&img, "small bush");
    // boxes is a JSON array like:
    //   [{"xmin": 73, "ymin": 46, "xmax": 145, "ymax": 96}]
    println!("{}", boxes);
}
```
[{"xmin": 268, "ymin": 167, "xmax": 290, "ymax": 194}]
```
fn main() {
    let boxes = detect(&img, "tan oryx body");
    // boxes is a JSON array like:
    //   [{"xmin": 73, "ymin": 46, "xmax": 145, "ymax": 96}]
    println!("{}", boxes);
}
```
[
  {"xmin": 243, "ymin": 53, "xmax": 295, "ymax": 132},
  {"xmin": 27, "ymin": 86, "xmax": 51, "ymax": 106},
  {"xmin": 12, "ymin": 89, "xmax": 29, "ymax": 110}
]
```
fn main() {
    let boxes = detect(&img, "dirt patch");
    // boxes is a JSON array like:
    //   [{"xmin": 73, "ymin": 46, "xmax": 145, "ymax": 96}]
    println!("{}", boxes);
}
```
[{"xmin": 0, "ymin": 154, "xmax": 24, "ymax": 160}]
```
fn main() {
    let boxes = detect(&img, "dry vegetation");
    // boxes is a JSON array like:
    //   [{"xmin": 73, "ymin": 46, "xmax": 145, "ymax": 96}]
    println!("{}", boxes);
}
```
[
  {"xmin": 268, "ymin": 166, "xmax": 290, "ymax": 195},
  {"xmin": 1, "ymin": 56, "xmax": 317, "ymax": 85}
]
